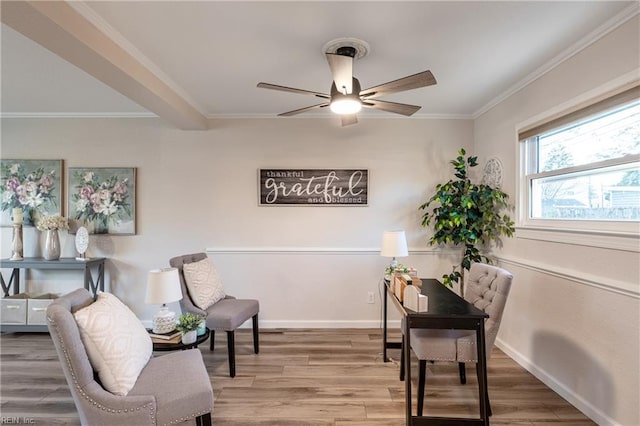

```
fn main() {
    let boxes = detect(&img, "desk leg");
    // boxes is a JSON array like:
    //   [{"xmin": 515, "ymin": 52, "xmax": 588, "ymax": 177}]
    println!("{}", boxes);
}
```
[
  {"xmin": 383, "ymin": 287, "xmax": 388, "ymax": 362},
  {"xmin": 404, "ymin": 316, "xmax": 412, "ymax": 425},
  {"xmin": 477, "ymin": 319, "xmax": 489, "ymax": 425}
]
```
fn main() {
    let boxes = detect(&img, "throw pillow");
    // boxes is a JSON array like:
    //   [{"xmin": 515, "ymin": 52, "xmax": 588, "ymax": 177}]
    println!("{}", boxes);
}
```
[
  {"xmin": 182, "ymin": 257, "xmax": 226, "ymax": 310},
  {"xmin": 73, "ymin": 292, "xmax": 152, "ymax": 396}
]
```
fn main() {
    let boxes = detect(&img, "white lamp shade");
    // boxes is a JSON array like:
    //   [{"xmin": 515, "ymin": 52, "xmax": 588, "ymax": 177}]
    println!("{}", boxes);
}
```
[
  {"xmin": 145, "ymin": 267, "xmax": 183, "ymax": 305},
  {"xmin": 380, "ymin": 230, "xmax": 409, "ymax": 258}
]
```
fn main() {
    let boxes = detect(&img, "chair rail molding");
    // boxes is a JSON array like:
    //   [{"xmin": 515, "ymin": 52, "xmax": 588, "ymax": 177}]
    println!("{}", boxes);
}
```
[
  {"xmin": 205, "ymin": 246, "xmax": 457, "ymax": 255},
  {"xmin": 497, "ymin": 255, "xmax": 639, "ymax": 299}
]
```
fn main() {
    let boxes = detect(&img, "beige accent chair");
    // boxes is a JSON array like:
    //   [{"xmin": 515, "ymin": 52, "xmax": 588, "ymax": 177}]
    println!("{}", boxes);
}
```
[
  {"xmin": 46, "ymin": 288, "xmax": 213, "ymax": 425},
  {"xmin": 401, "ymin": 263, "xmax": 513, "ymax": 417},
  {"xmin": 170, "ymin": 252, "xmax": 259, "ymax": 378}
]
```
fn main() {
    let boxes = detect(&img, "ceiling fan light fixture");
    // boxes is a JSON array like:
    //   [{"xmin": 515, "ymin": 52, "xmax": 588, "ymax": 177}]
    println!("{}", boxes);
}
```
[
  {"xmin": 329, "ymin": 77, "xmax": 362, "ymax": 115},
  {"xmin": 330, "ymin": 96, "xmax": 362, "ymax": 115},
  {"xmin": 258, "ymin": 39, "xmax": 437, "ymax": 124}
]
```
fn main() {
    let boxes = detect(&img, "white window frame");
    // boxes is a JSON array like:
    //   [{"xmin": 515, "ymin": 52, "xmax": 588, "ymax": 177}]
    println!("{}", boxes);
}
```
[{"xmin": 516, "ymin": 77, "xmax": 640, "ymax": 252}]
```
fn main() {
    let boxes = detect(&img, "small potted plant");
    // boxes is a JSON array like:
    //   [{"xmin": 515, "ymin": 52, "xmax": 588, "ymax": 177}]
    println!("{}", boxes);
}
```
[{"xmin": 176, "ymin": 312, "xmax": 204, "ymax": 344}]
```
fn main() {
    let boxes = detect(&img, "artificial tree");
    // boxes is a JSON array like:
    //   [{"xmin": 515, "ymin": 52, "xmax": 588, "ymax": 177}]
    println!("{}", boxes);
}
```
[{"xmin": 419, "ymin": 149, "xmax": 515, "ymax": 297}]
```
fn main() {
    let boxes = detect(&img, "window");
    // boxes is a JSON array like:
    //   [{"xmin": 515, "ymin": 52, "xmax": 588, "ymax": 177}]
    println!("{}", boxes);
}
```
[{"xmin": 520, "ymin": 85, "xmax": 640, "ymax": 234}]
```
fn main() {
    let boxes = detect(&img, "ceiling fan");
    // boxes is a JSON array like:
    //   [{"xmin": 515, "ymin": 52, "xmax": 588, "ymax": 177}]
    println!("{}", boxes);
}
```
[{"xmin": 257, "ymin": 39, "xmax": 437, "ymax": 126}]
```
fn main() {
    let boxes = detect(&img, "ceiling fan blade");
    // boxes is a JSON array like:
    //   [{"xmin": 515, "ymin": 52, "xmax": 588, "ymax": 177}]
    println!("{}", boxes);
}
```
[
  {"xmin": 360, "ymin": 70, "xmax": 436, "ymax": 99},
  {"xmin": 341, "ymin": 114, "xmax": 358, "ymax": 127},
  {"xmin": 362, "ymin": 99, "xmax": 421, "ymax": 116},
  {"xmin": 257, "ymin": 82, "xmax": 330, "ymax": 99},
  {"xmin": 278, "ymin": 103, "xmax": 329, "ymax": 117},
  {"xmin": 326, "ymin": 53, "xmax": 353, "ymax": 94}
]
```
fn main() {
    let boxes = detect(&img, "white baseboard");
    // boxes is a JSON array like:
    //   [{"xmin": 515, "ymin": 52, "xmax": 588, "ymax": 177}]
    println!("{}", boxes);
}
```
[
  {"xmin": 249, "ymin": 320, "xmax": 403, "ymax": 329},
  {"xmin": 143, "ymin": 319, "xmax": 403, "ymax": 330},
  {"xmin": 495, "ymin": 338, "xmax": 619, "ymax": 426}
]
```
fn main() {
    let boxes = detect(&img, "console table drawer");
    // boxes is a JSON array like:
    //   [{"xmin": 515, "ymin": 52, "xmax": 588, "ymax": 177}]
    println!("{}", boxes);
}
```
[
  {"xmin": 27, "ymin": 293, "xmax": 59, "ymax": 325},
  {"xmin": 1, "ymin": 294, "xmax": 29, "ymax": 324}
]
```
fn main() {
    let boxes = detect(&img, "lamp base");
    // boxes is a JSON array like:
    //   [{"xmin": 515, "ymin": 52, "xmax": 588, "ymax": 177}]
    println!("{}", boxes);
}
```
[{"xmin": 152, "ymin": 306, "xmax": 176, "ymax": 334}]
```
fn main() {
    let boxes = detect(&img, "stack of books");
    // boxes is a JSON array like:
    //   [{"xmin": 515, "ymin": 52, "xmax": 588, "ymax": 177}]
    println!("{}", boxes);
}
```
[{"xmin": 147, "ymin": 329, "xmax": 181, "ymax": 344}]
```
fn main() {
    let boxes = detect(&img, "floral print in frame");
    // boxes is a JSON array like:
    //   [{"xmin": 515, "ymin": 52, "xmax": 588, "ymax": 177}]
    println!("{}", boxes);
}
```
[
  {"xmin": 68, "ymin": 167, "xmax": 136, "ymax": 235},
  {"xmin": 0, "ymin": 159, "xmax": 63, "ymax": 227}
]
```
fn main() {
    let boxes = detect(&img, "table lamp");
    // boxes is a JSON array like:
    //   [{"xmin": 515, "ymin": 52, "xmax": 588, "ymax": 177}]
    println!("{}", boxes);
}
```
[
  {"xmin": 145, "ymin": 267, "xmax": 183, "ymax": 334},
  {"xmin": 380, "ymin": 230, "xmax": 409, "ymax": 269}
]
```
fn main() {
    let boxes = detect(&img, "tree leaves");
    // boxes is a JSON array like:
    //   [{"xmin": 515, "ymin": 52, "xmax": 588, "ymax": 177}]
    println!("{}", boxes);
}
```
[{"xmin": 419, "ymin": 149, "xmax": 515, "ymax": 289}]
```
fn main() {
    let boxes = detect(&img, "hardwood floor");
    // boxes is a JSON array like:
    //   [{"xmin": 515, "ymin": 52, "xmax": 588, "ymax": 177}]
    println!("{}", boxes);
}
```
[{"xmin": 0, "ymin": 329, "xmax": 595, "ymax": 425}]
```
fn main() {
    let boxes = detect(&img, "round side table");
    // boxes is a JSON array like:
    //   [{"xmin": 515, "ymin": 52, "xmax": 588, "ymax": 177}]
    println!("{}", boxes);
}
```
[{"xmin": 151, "ymin": 328, "xmax": 210, "ymax": 351}]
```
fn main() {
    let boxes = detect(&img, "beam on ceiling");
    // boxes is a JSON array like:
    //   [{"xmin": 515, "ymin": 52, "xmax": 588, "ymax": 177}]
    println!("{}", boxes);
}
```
[{"xmin": 1, "ymin": 0, "xmax": 208, "ymax": 130}]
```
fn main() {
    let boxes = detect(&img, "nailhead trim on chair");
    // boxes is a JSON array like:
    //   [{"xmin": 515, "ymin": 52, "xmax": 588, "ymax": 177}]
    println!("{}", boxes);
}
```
[
  {"xmin": 457, "ymin": 339, "xmax": 478, "ymax": 363},
  {"xmin": 49, "ymin": 315, "xmax": 213, "ymax": 426},
  {"xmin": 164, "ymin": 410, "xmax": 211, "ymax": 426},
  {"xmin": 47, "ymin": 315, "xmax": 155, "ymax": 424}
]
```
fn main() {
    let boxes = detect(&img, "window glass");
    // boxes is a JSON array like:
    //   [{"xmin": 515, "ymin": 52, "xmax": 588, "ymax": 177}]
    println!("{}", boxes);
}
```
[
  {"xmin": 530, "ymin": 162, "xmax": 639, "ymax": 221},
  {"xmin": 537, "ymin": 102, "xmax": 640, "ymax": 172},
  {"xmin": 524, "ymin": 98, "xmax": 640, "ymax": 225}
]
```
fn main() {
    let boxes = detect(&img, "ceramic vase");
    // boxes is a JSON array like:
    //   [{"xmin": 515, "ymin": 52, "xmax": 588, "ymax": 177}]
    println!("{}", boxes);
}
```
[
  {"xmin": 43, "ymin": 229, "xmax": 61, "ymax": 261},
  {"xmin": 181, "ymin": 330, "xmax": 197, "ymax": 345}
]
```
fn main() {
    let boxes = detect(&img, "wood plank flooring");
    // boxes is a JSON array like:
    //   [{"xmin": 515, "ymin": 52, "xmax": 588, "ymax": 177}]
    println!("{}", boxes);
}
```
[{"xmin": 0, "ymin": 329, "xmax": 595, "ymax": 425}]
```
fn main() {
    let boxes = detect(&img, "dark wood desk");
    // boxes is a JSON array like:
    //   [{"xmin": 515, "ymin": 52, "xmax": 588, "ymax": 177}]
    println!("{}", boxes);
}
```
[{"xmin": 383, "ymin": 278, "xmax": 490, "ymax": 425}]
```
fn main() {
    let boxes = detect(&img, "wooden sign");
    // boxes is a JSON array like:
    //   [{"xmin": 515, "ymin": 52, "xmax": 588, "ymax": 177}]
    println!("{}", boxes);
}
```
[{"xmin": 259, "ymin": 169, "xmax": 368, "ymax": 206}]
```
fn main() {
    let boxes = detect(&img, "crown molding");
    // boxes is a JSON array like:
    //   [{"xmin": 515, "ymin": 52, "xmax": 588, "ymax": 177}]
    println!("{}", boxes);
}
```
[
  {"xmin": 473, "ymin": 3, "xmax": 640, "ymax": 119},
  {"xmin": 0, "ymin": 112, "xmax": 471, "ymax": 121},
  {"xmin": 0, "ymin": 112, "xmax": 157, "ymax": 119},
  {"xmin": 205, "ymin": 112, "xmax": 473, "ymax": 120}
]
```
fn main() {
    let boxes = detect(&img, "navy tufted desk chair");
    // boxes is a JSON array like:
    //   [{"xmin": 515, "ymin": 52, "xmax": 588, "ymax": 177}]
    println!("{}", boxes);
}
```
[{"xmin": 401, "ymin": 263, "xmax": 513, "ymax": 416}]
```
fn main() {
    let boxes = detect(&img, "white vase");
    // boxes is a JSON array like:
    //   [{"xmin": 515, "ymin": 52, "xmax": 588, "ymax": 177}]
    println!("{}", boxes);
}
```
[
  {"xmin": 43, "ymin": 229, "xmax": 61, "ymax": 261},
  {"xmin": 181, "ymin": 330, "xmax": 197, "ymax": 345}
]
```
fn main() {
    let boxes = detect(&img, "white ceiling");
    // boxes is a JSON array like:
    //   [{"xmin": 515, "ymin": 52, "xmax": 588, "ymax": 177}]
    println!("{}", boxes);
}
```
[{"xmin": 1, "ymin": 1, "xmax": 637, "ymax": 127}]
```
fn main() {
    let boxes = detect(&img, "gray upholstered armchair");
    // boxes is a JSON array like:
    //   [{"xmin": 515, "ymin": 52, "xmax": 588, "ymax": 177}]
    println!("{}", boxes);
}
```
[
  {"xmin": 47, "ymin": 288, "xmax": 213, "ymax": 425},
  {"xmin": 170, "ymin": 252, "xmax": 259, "ymax": 378},
  {"xmin": 401, "ymin": 262, "xmax": 513, "ymax": 417}
]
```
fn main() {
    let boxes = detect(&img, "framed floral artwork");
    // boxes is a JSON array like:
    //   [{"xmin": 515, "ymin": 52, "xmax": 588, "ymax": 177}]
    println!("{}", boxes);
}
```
[
  {"xmin": 0, "ymin": 159, "xmax": 63, "ymax": 227},
  {"xmin": 68, "ymin": 167, "xmax": 136, "ymax": 235}
]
